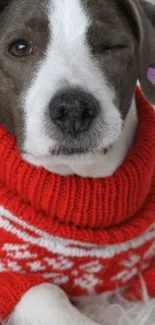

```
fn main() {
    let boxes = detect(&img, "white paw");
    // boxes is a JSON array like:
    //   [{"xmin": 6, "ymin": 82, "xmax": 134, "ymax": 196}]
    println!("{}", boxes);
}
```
[{"xmin": 7, "ymin": 283, "xmax": 100, "ymax": 325}]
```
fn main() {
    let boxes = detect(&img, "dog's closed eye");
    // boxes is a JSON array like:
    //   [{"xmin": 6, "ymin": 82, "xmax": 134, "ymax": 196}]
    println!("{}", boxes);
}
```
[{"xmin": 92, "ymin": 44, "xmax": 128, "ymax": 55}]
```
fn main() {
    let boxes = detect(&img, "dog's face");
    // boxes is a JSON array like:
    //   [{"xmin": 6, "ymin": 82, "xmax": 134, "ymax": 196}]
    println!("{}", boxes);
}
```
[{"xmin": 0, "ymin": 0, "xmax": 155, "ymax": 168}]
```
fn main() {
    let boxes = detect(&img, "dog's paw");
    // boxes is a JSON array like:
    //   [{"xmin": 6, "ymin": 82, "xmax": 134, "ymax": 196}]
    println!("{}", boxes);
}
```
[{"xmin": 7, "ymin": 283, "xmax": 100, "ymax": 325}]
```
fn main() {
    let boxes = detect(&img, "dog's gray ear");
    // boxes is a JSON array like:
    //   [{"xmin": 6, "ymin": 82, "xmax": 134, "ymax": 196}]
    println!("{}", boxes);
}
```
[
  {"xmin": 124, "ymin": 0, "xmax": 155, "ymax": 104},
  {"xmin": 134, "ymin": 0, "xmax": 155, "ymax": 104},
  {"xmin": 139, "ymin": 1, "xmax": 155, "ymax": 104},
  {"xmin": 141, "ymin": 1, "xmax": 155, "ymax": 29}
]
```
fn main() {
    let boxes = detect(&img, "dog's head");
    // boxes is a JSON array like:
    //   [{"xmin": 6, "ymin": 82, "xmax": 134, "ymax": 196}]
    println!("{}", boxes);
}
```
[{"xmin": 0, "ymin": 0, "xmax": 155, "ymax": 170}]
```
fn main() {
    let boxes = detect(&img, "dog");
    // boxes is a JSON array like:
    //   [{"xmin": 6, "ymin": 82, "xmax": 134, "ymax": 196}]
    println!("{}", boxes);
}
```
[{"xmin": 0, "ymin": 0, "xmax": 155, "ymax": 324}]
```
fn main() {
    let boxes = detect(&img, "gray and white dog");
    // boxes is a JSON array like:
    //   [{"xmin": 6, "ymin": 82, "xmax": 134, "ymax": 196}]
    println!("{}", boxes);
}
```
[{"xmin": 0, "ymin": 0, "xmax": 155, "ymax": 324}]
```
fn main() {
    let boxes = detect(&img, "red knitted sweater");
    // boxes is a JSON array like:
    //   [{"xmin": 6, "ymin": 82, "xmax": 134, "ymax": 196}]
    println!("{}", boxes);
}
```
[{"xmin": 0, "ymin": 89, "xmax": 155, "ymax": 320}]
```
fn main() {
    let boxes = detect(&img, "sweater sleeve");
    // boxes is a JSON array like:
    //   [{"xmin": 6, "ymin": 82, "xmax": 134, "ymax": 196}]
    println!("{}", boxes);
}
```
[{"xmin": 0, "ymin": 272, "xmax": 49, "ymax": 321}]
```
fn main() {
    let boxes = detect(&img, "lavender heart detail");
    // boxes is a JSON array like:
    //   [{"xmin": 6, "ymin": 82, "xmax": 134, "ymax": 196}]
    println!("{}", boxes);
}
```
[{"xmin": 147, "ymin": 66, "xmax": 155, "ymax": 85}]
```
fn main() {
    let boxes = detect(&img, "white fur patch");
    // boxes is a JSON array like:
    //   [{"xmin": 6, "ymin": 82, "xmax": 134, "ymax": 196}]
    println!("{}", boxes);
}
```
[
  {"xmin": 22, "ymin": 0, "xmax": 123, "ymax": 177},
  {"xmin": 76, "ymin": 288, "xmax": 155, "ymax": 325},
  {"xmin": 8, "ymin": 283, "xmax": 155, "ymax": 325},
  {"xmin": 8, "ymin": 283, "xmax": 99, "ymax": 325}
]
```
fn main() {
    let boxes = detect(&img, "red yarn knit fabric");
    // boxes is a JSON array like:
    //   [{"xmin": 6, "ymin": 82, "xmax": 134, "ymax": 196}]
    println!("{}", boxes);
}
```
[{"xmin": 0, "ymin": 88, "xmax": 155, "ymax": 320}]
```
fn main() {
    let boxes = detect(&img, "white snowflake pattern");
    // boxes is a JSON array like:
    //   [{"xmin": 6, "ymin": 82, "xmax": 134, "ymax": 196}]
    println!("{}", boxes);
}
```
[
  {"xmin": 44, "ymin": 256, "xmax": 74, "ymax": 270},
  {"xmin": 7, "ymin": 261, "xmax": 22, "ymax": 272},
  {"xmin": 0, "ymin": 262, "xmax": 6, "ymax": 272},
  {"xmin": 74, "ymin": 274, "xmax": 101, "ymax": 293},
  {"xmin": 28, "ymin": 261, "xmax": 46, "ymax": 272},
  {"xmin": 79, "ymin": 260, "xmax": 103, "ymax": 273},
  {"xmin": 43, "ymin": 272, "xmax": 69, "ymax": 285},
  {"xmin": 120, "ymin": 254, "xmax": 140, "ymax": 268},
  {"xmin": 112, "ymin": 267, "xmax": 138, "ymax": 283},
  {"xmin": 143, "ymin": 241, "xmax": 155, "ymax": 260},
  {"xmin": 3, "ymin": 243, "xmax": 37, "ymax": 259}
]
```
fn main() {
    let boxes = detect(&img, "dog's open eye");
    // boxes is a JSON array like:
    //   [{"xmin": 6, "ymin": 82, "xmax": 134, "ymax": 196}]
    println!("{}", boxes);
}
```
[{"xmin": 9, "ymin": 39, "xmax": 33, "ymax": 57}]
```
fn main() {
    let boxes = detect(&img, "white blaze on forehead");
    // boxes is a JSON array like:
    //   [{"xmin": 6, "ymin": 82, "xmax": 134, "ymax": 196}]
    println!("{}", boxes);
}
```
[
  {"xmin": 23, "ymin": 0, "xmax": 122, "ymax": 171},
  {"xmin": 50, "ymin": 0, "xmax": 89, "ymax": 48}
]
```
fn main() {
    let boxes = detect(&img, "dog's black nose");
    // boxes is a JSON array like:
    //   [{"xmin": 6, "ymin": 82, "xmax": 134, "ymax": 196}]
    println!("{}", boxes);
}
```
[{"xmin": 50, "ymin": 89, "xmax": 99, "ymax": 135}]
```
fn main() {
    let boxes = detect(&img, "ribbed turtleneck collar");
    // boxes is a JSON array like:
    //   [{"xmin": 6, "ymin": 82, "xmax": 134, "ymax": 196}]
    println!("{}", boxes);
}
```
[{"xmin": 0, "ymin": 88, "xmax": 155, "ymax": 245}]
